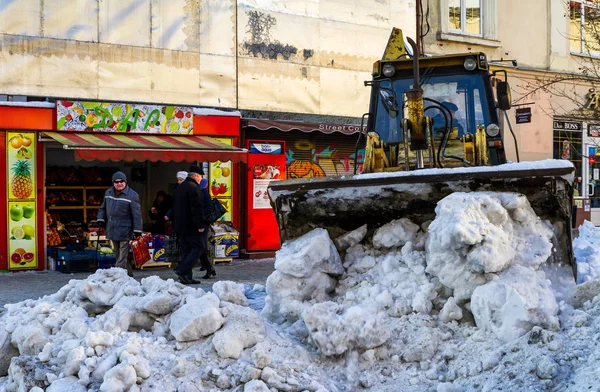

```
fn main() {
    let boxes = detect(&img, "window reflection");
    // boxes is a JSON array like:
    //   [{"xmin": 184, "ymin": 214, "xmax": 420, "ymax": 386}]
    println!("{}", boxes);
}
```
[
  {"xmin": 466, "ymin": 0, "xmax": 481, "ymax": 35},
  {"xmin": 570, "ymin": 1, "xmax": 582, "ymax": 52},
  {"xmin": 449, "ymin": 0, "xmax": 461, "ymax": 31}
]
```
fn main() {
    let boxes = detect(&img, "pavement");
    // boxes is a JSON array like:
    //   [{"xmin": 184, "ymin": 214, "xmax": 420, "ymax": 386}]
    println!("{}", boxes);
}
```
[{"xmin": 0, "ymin": 258, "xmax": 275, "ymax": 310}]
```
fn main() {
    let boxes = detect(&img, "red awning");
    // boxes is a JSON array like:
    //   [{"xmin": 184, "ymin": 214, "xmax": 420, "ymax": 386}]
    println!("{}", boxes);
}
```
[
  {"xmin": 242, "ymin": 119, "xmax": 365, "ymax": 135},
  {"xmin": 41, "ymin": 132, "xmax": 247, "ymax": 163}
]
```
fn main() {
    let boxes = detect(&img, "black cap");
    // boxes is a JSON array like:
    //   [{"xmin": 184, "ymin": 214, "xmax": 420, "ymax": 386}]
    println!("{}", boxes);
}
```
[{"xmin": 188, "ymin": 165, "xmax": 204, "ymax": 175}]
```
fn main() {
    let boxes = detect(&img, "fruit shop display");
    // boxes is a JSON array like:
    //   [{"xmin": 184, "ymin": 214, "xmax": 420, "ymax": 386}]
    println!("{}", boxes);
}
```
[
  {"xmin": 47, "ymin": 228, "xmax": 62, "ymax": 246},
  {"xmin": 57, "ymin": 167, "xmax": 81, "ymax": 185}
]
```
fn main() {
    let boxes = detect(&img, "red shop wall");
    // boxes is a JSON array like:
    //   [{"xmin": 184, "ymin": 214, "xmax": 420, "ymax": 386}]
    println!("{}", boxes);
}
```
[{"xmin": 193, "ymin": 115, "xmax": 242, "ymax": 234}]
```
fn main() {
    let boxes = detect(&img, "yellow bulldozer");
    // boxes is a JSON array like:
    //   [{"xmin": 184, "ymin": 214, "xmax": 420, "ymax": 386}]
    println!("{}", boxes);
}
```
[{"xmin": 267, "ymin": 27, "xmax": 576, "ymax": 277}]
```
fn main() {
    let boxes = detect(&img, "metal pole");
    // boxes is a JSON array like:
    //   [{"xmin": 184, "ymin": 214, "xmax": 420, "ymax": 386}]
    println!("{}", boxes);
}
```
[{"xmin": 415, "ymin": 0, "xmax": 421, "ymax": 86}]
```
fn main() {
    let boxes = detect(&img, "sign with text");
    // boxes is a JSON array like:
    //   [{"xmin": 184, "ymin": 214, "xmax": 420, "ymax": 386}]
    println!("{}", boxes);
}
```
[
  {"xmin": 589, "ymin": 124, "xmax": 600, "ymax": 137},
  {"xmin": 553, "ymin": 120, "xmax": 582, "ymax": 131},
  {"xmin": 515, "ymin": 108, "xmax": 532, "ymax": 124},
  {"xmin": 56, "ymin": 100, "xmax": 193, "ymax": 134}
]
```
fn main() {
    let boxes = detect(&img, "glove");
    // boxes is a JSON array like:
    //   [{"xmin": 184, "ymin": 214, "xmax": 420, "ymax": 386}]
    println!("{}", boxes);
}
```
[{"xmin": 97, "ymin": 220, "xmax": 106, "ymax": 228}]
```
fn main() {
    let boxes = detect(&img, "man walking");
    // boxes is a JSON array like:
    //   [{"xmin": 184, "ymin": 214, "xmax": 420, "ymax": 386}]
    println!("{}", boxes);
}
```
[
  {"xmin": 97, "ymin": 171, "xmax": 143, "ymax": 277},
  {"xmin": 172, "ymin": 166, "xmax": 212, "ymax": 284}
]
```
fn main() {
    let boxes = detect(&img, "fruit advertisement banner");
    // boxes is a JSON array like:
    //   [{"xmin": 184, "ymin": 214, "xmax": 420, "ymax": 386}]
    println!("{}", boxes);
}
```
[
  {"xmin": 7, "ymin": 131, "xmax": 37, "ymax": 270},
  {"xmin": 56, "ymin": 100, "xmax": 194, "ymax": 134},
  {"xmin": 209, "ymin": 138, "xmax": 233, "ymax": 221},
  {"xmin": 8, "ymin": 202, "xmax": 37, "ymax": 269},
  {"xmin": 7, "ymin": 132, "xmax": 36, "ymax": 200}
]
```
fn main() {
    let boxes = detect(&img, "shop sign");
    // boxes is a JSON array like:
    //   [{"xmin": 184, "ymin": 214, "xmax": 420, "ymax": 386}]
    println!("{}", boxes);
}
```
[
  {"xmin": 249, "ymin": 142, "xmax": 283, "ymax": 154},
  {"xmin": 56, "ymin": 100, "xmax": 193, "ymax": 134},
  {"xmin": 252, "ymin": 164, "xmax": 283, "ymax": 209},
  {"xmin": 589, "ymin": 124, "xmax": 600, "ymax": 137},
  {"xmin": 209, "ymin": 138, "xmax": 234, "ymax": 221},
  {"xmin": 6, "ymin": 132, "xmax": 37, "ymax": 270},
  {"xmin": 515, "ymin": 108, "xmax": 532, "ymax": 124},
  {"xmin": 553, "ymin": 120, "xmax": 582, "ymax": 131}
]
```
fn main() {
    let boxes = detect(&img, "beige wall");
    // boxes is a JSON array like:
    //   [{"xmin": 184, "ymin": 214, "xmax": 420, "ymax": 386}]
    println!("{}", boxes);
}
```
[{"xmin": 0, "ymin": 0, "xmax": 416, "ymax": 118}]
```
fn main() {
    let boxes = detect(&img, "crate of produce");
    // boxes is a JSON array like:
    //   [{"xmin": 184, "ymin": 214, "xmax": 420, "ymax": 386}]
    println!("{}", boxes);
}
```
[{"xmin": 56, "ymin": 248, "xmax": 96, "ymax": 273}]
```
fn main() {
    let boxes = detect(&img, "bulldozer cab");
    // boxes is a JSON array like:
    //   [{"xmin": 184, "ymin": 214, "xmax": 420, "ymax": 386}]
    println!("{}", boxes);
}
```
[{"xmin": 367, "ymin": 52, "xmax": 507, "ymax": 170}]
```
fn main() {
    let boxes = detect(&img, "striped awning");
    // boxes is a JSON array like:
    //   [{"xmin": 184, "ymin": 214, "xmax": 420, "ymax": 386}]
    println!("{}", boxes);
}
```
[{"xmin": 41, "ymin": 132, "xmax": 247, "ymax": 163}]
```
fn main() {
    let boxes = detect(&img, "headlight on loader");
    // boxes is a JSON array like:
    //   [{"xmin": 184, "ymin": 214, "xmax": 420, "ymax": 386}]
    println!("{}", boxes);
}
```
[
  {"xmin": 464, "ymin": 56, "xmax": 477, "ymax": 71},
  {"xmin": 486, "ymin": 123, "xmax": 500, "ymax": 138},
  {"xmin": 382, "ymin": 63, "xmax": 396, "ymax": 77}
]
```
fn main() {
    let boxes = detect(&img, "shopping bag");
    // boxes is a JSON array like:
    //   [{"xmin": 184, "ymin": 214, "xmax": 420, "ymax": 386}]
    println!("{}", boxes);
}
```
[
  {"xmin": 130, "ymin": 236, "xmax": 151, "ymax": 268},
  {"xmin": 164, "ymin": 234, "xmax": 180, "ymax": 263},
  {"xmin": 209, "ymin": 198, "xmax": 227, "ymax": 223}
]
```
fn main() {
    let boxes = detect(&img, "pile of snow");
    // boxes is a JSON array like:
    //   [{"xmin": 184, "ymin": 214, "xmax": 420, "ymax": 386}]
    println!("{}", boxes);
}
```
[
  {"xmin": 574, "ymin": 220, "xmax": 600, "ymax": 283},
  {"xmin": 3, "ymin": 191, "xmax": 600, "ymax": 391}
]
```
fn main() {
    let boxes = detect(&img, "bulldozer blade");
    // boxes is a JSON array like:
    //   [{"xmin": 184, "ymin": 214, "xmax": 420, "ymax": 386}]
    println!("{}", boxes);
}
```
[{"xmin": 268, "ymin": 161, "xmax": 576, "ymax": 278}]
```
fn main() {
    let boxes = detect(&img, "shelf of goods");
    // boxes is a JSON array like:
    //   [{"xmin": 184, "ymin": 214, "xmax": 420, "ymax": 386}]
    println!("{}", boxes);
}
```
[{"xmin": 46, "ymin": 186, "xmax": 105, "ymax": 223}]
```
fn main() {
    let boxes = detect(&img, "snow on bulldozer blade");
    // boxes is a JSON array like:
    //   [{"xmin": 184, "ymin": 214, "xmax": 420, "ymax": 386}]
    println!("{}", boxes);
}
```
[
  {"xmin": 269, "ymin": 159, "xmax": 576, "ymax": 279},
  {"xmin": 2, "ymin": 190, "xmax": 600, "ymax": 391}
]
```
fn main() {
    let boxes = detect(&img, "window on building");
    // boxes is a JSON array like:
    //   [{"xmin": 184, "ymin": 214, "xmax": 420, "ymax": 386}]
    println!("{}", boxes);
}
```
[
  {"xmin": 553, "ymin": 128, "xmax": 583, "ymax": 197},
  {"xmin": 570, "ymin": 0, "xmax": 600, "ymax": 55},
  {"xmin": 439, "ymin": 0, "xmax": 497, "ymax": 45},
  {"xmin": 449, "ymin": 0, "xmax": 482, "ymax": 36}
]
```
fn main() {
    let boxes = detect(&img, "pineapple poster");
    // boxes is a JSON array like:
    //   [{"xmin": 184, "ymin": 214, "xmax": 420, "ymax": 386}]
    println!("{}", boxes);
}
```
[{"xmin": 7, "ymin": 132, "xmax": 37, "ymax": 270}]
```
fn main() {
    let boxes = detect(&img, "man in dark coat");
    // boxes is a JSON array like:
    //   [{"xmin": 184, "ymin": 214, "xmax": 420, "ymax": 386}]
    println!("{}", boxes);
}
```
[
  {"xmin": 198, "ymin": 177, "xmax": 216, "ymax": 279},
  {"xmin": 97, "ymin": 171, "xmax": 143, "ymax": 277},
  {"xmin": 172, "ymin": 165, "xmax": 212, "ymax": 284}
]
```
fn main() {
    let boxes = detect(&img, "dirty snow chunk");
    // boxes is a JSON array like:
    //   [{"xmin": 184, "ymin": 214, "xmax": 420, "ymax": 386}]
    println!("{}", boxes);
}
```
[
  {"xmin": 64, "ymin": 346, "xmax": 86, "ymax": 376},
  {"xmin": 213, "ymin": 306, "xmax": 266, "ymax": 359},
  {"xmin": 85, "ymin": 331, "xmax": 115, "ymax": 348},
  {"xmin": 536, "ymin": 355, "xmax": 558, "ymax": 379},
  {"xmin": 440, "ymin": 297, "xmax": 463, "ymax": 322},
  {"xmin": 334, "ymin": 224, "xmax": 368, "ymax": 251},
  {"xmin": 471, "ymin": 265, "xmax": 559, "ymax": 342},
  {"xmin": 47, "ymin": 376, "xmax": 88, "ymax": 392},
  {"xmin": 373, "ymin": 218, "xmax": 419, "ymax": 249},
  {"xmin": 574, "ymin": 220, "xmax": 600, "ymax": 283},
  {"xmin": 100, "ymin": 363, "xmax": 137, "ymax": 392},
  {"xmin": 437, "ymin": 383, "xmax": 464, "ymax": 392},
  {"xmin": 170, "ymin": 294, "xmax": 224, "ymax": 341},
  {"xmin": 262, "ymin": 270, "xmax": 337, "ymax": 324},
  {"xmin": 302, "ymin": 302, "xmax": 390, "ymax": 356},
  {"xmin": 568, "ymin": 278, "xmax": 600, "ymax": 308},
  {"xmin": 11, "ymin": 323, "xmax": 49, "ymax": 355},
  {"xmin": 274, "ymin": 228, "xmax": 344, "ymax": 278},
  {"xmin": 213, "ymin": 281, "xmax": 249, "ymax": 306},
  {"xmin": 244, "ymin": 379, "xmax": 270, "ymax": 392},
  {"xmin": 426, "ymin": 192, "xmax": 553, "ymax": 302},
  {"xmin": 0, "ymin": 328, "xmax": 18, "ymax": 376}
]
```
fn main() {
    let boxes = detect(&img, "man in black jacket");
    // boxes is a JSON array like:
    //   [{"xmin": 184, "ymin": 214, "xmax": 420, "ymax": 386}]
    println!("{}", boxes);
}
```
[{"xmin": 172, "ymin": 165, "xmax": 211, "ymax": 284}]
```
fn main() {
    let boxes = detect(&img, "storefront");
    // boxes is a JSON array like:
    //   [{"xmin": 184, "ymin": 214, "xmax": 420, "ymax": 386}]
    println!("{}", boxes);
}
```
[
  {"xmin": 241, "ymin": 119, "xmax": 365, "ymax": 254},
  {"xmin": 0, "ymin": 101, "xmax": 246, "ymax": 272}
]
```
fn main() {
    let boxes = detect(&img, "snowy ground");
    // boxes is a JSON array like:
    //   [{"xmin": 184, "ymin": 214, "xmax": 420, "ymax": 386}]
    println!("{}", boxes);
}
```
[{"xmin": 2, "ymin": 191, "xmax": 600, "ymax": 391}]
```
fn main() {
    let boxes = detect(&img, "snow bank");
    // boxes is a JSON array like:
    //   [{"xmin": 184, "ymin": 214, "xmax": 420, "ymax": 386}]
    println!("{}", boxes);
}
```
[
  {"xmin": 574, "ymin": 220, "xmax": 600, "ymax": 283},
  {"xmin": 4, "ymin": 191, "xmax": 600, "ymax": 392}
]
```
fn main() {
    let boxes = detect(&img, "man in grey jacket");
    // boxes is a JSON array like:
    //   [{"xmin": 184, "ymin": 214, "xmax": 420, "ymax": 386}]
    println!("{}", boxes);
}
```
[{"xmin": 97, "ymin": 171, "xmax": 143, "ymax": 276}]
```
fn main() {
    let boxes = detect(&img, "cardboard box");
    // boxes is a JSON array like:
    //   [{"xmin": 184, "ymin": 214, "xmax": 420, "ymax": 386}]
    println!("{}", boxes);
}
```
[{"xmin": 210, "ymin": 223, "xmax": 239, "ymax": 259}]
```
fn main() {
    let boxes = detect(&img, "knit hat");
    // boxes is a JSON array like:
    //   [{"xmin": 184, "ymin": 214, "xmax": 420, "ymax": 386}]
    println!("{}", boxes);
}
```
[
  {"xmin": 176, "ymin": 171, "xmax": 188, "ymax": 180},
  {"xmin": 112, "ymin": 171, "xmax": 127, "ymax": 182},
  {"xmin": 188, "ymin": 165, "xmax": 204, "ymax": 175}
]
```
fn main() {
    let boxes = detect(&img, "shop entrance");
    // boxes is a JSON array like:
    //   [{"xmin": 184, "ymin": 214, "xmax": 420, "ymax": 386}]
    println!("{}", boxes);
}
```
[{"xmin": 586, "ymin": 144, "xmax": 600, "ymax": 225}]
